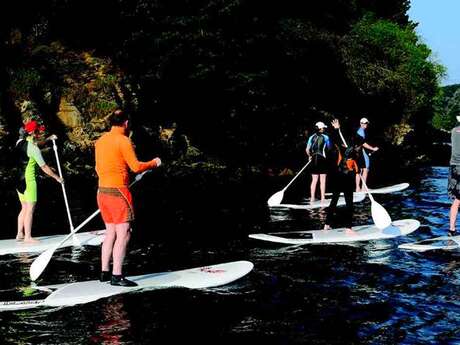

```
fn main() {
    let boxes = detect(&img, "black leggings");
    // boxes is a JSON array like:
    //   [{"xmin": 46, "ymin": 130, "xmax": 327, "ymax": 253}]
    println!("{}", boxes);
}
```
[{"xmin": 326, "ymin": 172, "xmax": 355, "ymax": 228}]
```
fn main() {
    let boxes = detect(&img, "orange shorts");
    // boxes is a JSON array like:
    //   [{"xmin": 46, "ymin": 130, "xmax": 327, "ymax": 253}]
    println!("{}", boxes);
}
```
[{"xmin": 97, "ymin": 187, "xmax": 134, "ymax": 224}]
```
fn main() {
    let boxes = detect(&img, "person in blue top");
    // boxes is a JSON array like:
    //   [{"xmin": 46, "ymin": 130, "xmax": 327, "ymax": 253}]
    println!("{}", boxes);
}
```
[
  {"xmin": 306, "ymin": 121, "xmax": 331, "ymax": 202},
  {"xmin": 15, "ymin": 120, "xmax": 63, "ymax": 243},
  {"xmin": 355, "ymin": 117, "xmax": 379, "ymax": 192}
]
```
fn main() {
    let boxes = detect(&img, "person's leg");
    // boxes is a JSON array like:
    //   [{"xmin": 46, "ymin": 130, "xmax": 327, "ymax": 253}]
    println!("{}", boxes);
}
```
[
  {"xmin": 310, "ymin": 174, "xmax": 319, "ymax": 201},
  {"xmin": 324, "ymin": 191, "xmax": 340, "ymax": 229},
  {"xmin": 112, "ymin": 222, "xmax": 131, "ymax": 276},
  {"xmin": 23, "ymin": 202, "xmax": 38, "ymax": 243},
  {"xmin": 320, "ymin": 174, "xmax": 326, "ymax": 202},
  {"xmin": 17, "ymin": 202, "xmax": 26, "ymax": 240},
  {"xmin": 449, "ymin": 198, "xmax": 460, "ymax": 234},
  {"xmin": 110, "ymin": 222, "xmax": 137, "ymax": 287},
  {"xmin": 355, "ymin": 172, "xmax": 361, "ymax": 192},
  {"xmin": 362, "ymin": 168, "xmax": 369, "ymax": 187},
  {"xmin": 343, "ymin": 177, "xmax": 354, "ymax": 232},
  {"xmin": 101, "ymin": 223, "xmax": 116, "ymax": 272}
]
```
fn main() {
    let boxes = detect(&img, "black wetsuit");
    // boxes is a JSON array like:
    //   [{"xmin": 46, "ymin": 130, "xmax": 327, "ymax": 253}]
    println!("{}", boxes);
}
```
[{"xmin": 326, "ymin": 129, "xmax": 359, "ymax": 228}]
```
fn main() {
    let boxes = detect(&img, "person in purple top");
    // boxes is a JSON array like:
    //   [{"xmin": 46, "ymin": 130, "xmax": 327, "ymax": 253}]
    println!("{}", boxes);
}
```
[{"xmin": 306, "ymin": 121, "xmax": 331, "ymax": 202}]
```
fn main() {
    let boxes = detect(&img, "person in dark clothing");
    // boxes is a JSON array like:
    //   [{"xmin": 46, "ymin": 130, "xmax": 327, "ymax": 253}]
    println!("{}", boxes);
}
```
[
  {"xmin": 324, "ymin": 119, "xmax": 363, "ymax": 232},
  {"xmin": 306, "ymin": 121, "xmax": 331, "ymax": 202}
]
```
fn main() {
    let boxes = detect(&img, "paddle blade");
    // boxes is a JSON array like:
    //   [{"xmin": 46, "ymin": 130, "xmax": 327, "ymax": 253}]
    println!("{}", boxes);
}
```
[
  {"xmin": 267, "ymin": 191, "xmax": 284, "ymax": 206},
  {"xmin": 30, "ymin": 248, "xmax": 54, "ymax": 281},
  {"xmin": 371, "ymin": 200, "xmax": 392, "ymax": 229}
]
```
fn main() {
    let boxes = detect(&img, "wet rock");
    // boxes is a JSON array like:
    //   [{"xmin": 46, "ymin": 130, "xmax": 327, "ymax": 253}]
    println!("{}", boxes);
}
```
[{"xmin": 57, "ymin": 98, "xmax": 82, "ymax": 128}]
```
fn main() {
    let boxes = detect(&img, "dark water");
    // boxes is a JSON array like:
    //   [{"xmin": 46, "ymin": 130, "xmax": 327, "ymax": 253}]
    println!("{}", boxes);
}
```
[{"xmin": 1, "ymin": 166, "xmax": 460, "ymax": 344}]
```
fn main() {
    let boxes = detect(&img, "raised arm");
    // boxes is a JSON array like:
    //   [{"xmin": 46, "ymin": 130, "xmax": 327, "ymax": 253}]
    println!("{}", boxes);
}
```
[{"xmin": 330, "ymin": 119, "xmax": 347, "ymax": 147}]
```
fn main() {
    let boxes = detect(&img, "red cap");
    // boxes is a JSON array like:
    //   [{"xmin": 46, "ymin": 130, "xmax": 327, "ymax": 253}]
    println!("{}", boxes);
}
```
[{"xmin": 24, "ymin": 120, "xmax": 45, "ymax": 134}]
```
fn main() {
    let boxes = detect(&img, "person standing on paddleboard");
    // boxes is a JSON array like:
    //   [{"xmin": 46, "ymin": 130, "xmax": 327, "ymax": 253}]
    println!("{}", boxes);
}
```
[
  {"xmin": 95, "ymin": 109, "xmax": 161, "ymax": 287},
  {"xmin": 448, "ymin": 115, "xmax": 460, "ymax": 236},
  {"xmin": 324, "ymin": 119, "xmax": 363, "ymax": 232},
  {"xmin": 15, "ymin": 120, "xmax": 64, "ymax": 243},
  {"xmin": 306, "ymin": 121, "xmax": 331, "ymax": 203},
  {"xmin": 355, "ymin": 117, "xmax": 379, "ymax": 192}
]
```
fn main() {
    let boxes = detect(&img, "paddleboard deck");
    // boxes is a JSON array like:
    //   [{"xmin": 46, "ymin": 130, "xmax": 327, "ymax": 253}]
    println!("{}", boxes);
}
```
[
  {"xmin": 249, "ymin": 219, "xmax": 420, "ymax": 244},
  {"xmin": 0, "ymin": 230, "xmax": 106, "ymax": 256},
  {"xmin": 398, "ymin": 235, "xmax": 460, "ymax": 252},
  {"xmin": 0, "ymin": 261, "xmax": 254, "ymax": 311},
  {"xmin": 271, "ymin": 193, "xmax": 366, "ymax": 210},
  {"xmin": 325, "ymin": 183, "xmax": 409, "ymax": 196}
]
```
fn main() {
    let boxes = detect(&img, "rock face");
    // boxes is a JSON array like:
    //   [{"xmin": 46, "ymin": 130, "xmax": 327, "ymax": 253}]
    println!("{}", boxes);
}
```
[
  {"xmin": 0, "ymin": 40, "xmax": 126, "ymax": 180},
  {"xmin": 0, "ymin": 39, "xmax": 205, "ymax": 182},
  {"xmin": 57, "ymin": 98, "xmax": 82, "ymax": 128}
]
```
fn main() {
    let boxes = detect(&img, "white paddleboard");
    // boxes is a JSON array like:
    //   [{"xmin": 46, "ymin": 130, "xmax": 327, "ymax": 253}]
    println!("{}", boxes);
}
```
[
  {"xmin": 398, "ymin": 235, "xmax": 460, "ymax": 252},
  {"xmin": 0, "ymin": 230, "xmax": 106, "ymax": 256},
  {"xmin": 271, "ymin": 193, "xmax": 366, "ymax": 210},
  {"xmin": 0, "ymin": 261, "xmax": 254, "ymax": 311},
  {"xmin": 325, "ymin": 183, "xmax": 409, "ymax": 196},
  {"xmin": 249, "ymin": 219, "xmax": 420, "ymax": 245}
]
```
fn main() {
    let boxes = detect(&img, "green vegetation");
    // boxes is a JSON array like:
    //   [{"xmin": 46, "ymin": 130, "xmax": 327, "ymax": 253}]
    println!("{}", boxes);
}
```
[
  {"xmin": 9, "ymin": 68, "xmax": 42, "ymax": 99},
  {"xmin": 0, "ymin": 0, "xmax": 448, "ymax": 171},
  {"xmin": 433, "ymin": 84, "xmax": 460, "ymax": 130}
]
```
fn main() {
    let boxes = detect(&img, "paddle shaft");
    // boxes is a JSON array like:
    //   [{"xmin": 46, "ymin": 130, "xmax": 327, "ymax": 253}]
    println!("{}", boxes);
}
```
[
  {"xmin": 55, "ymin": 169, "xmax": 150, "ymax": 247},
  {"xmin": 30, "ymin": 169, "xmax": 151, "ymax": 281},
  {"xmin": 282, "ymin": 160, "xmax": 312, "ymax": 192},
  {"xmin": 52, "ymin": 139, "xmax": 74, "ymax": 232}
]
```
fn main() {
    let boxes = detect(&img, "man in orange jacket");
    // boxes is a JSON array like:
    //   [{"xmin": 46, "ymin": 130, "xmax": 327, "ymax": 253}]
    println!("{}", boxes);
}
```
[{"xmin": 95, "ymin": 109, "xmax": 161, "ymax": 286}]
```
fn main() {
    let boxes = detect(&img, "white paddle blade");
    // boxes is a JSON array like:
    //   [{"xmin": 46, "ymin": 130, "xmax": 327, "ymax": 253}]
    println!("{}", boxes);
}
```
[
  {"xmin": 371, "ymin": 201, "xmax": 392, "ymax": 229},
  {"xmin": 30, "ymin": 248, "xmax": 54, "ymax": 281},
  {"xmin": 267, "ymin": 191, "xmax": 284, "ymax": 206}
]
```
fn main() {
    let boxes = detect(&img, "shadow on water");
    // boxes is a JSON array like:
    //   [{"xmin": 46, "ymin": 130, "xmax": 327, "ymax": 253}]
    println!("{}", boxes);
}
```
[{"xmin": 1, "ymin": 166, "xmax": 460, "ymax": 344}]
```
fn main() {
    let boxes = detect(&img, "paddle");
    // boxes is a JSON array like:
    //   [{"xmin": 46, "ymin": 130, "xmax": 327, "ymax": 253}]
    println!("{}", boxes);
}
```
[
  {"xmin": 338, "ymin": 129, "xmax": 391, "ymax": 229},
  {"xmin": 267, "ymin": 160, "xmax": 312, "ymax": 206},
  {"xmin": 30, "ymin": 169, "xmax": 151, "ymax": 281},
  {"xmin": 52, "ymin": 139, "xmax": 75, "ymax": 233}
]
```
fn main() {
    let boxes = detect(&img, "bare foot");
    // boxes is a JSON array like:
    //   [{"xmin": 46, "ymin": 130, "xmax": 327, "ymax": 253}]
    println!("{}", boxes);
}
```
[
  {"xmin": 345, "ymin": 228, "xmax": 356, "ymax": 235},
  {"xmin": 323, "ymin": 224, "xmax": 331, "ymax": 230},
  {"xmin": 23, "ymin": 237, "xmax": 40, "ymax": 244},
  {"xmin": 16, "ymin": 233, "xmax": 24, "ymax": 241},
  {"xmin": 310, "ymin": 198, "xmax": 316, "ymax": 203}
]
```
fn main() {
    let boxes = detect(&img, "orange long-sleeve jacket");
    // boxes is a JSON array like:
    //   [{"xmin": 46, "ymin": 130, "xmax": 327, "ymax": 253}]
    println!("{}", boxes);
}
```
[{"xmin": 95, "ymin": 126, "xmax": 158, "ymax": 188}]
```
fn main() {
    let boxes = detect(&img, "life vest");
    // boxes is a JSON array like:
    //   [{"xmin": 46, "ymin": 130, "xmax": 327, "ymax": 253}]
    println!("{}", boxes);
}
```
[
  {"xmin": 336, "ymin": 145, "xmax": 359, "ymax": 174},
  {"xmin": 309, "ymin": 133, "xmax": 328, "ymax": 158}
]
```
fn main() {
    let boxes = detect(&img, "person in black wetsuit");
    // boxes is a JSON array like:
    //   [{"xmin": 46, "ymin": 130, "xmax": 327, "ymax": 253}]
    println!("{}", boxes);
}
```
[
  {"xmin": 324, "ymin": 119, "xmax": 364, "ymax": 232},
  {"xmin": 306, "ymin": 121, "xmax": 331, "ymax": 203}
]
